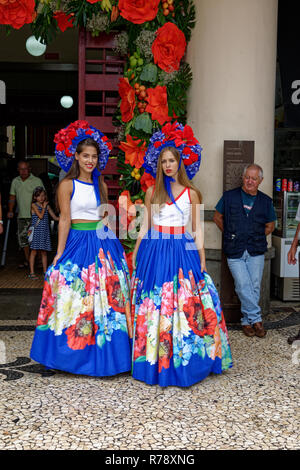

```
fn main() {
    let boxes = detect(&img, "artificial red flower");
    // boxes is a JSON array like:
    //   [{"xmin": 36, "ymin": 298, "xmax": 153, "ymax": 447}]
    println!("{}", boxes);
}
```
[
  {"xmin": 173, "ymin": 125, "xmax": 198, "ymax": 147},
  {"xmin": 145, "ymin": 85, "xmax": 171, "ymax": 126},
  {"xmin": 119, "ymin": 134, "xmax": 147, "ymax": 168},
  {"xmin": 140, "ymin": 171, "xmax": 155, "ymax": 193},
  {"xmin": 118, "ymin": 77, "xmax": 136, "ymax": 123},
  {"xmin": 111, "ymin": 5, "xmax": 119, "ymax": 22},
  {"xmin": 0, "ymin": 0, "xmax": 36, "ymax": 29},
  {"xmin": 86, "ymin": 0, "xmax": 102, "ymax": 3},
  {"xmin": 53, "ymin": 11, "xmax": 74, "ymax": 32},
  {"xmin": 152, "ymin": 22, "xmax": 186, "ymax": 73},
  {"xmin": 119, "ymin": 0, "xmax": 160, "ymax": 24},
  {"xmin": 65, "ymin": 311, "xmax": 98, "ymax": 350},
  {"xmin": 106, "ymin": 275, "xmax": 125, "ymax": 313},
  {"xmin": 182, "ymin": 147, "xmax": 199, "ymax": 165}
]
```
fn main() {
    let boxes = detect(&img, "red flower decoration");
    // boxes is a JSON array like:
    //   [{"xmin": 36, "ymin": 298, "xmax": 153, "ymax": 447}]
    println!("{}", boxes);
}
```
[
  {"xmin": 119, "ymin": 0, "xmax": 160, "ymax": 24},
  {"xmin": 140, "ymin": 171, "xmax": 155, "ymax": 193},
  {"xmin": 173, "ymin": 125, "xmax": 198, "ymax": 147},
  {"xmin": 158, "ymin": 331, "xmax": 173, "ymax": 373},
  {"xmin": 118, "ymin": 78, "xmax": 136, "ymax": 123},
  {"xmin": 145, "ymin": 85, "xmax": 171, "ymax": 126},
  {"xmin": 36, "ymin": 281, "xmax": 55, "ymax": 326},
  {"xmin": 53, "ymin": 11, "xmax": 74, "ymax": 32},
  {"xmin": 106, "ymin": 275, "xmax": 126, "ymax": 312},
  {"xmin": 152, "ymin": 22, "xmax": 186, "ymax": 73},
  {"xmin": 119, "ymin": 135, "xmax": 147, "ymax": 168},
  {"xmin": 86, "ymin": 0, "xmax": 102, "ymax": 3},
  {"xmin": 0, "ymin": 0, "xmax": 36, "ymax": 30},
  {"xmin": 65, "ymin": 311, "xmax": 98, "ymax": 350},
  {"xmin": 134, "ymin": 311, "xmax": 147, "ymax": 360}
]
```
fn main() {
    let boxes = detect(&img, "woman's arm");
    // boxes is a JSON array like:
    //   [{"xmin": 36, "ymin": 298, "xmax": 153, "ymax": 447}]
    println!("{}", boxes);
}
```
[
  {"xmin": 52, "ymin": 179, "xmax": 72, "ymax": 266},
  {"xmin": 190, "ymin": 189, "xmax": 206, "ymax": 273},
  {"xmin": 132, "ymin": 186, "xmax": 153, "ymax": 270}
]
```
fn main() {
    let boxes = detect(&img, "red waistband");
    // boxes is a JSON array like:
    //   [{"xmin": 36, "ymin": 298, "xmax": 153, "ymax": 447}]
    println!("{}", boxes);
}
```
[{"xmin": 154, "ymin": 224, "xmax": 185, "ymax": 234}]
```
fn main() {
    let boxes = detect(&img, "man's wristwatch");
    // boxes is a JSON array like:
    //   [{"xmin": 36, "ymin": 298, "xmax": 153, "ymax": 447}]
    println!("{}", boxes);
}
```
[{"xmin": 0, "ymin": 220, "xmax": 3, "ymax": 224}]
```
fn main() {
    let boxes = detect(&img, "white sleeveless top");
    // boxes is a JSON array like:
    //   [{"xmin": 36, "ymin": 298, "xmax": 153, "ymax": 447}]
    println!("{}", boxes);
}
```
[
  {"xmin": 70, "ymin": 180, "xmax": 101, "ymax": 220},
  {"xmin": 152, "ymin": 187, "xmax": 191, "ymax": 227}
]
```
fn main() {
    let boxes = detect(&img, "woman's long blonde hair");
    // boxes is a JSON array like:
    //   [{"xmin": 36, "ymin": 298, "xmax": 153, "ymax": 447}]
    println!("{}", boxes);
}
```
[{"xmin": 151, "ymin": 146, "xmax": 202, "ymax": 207}]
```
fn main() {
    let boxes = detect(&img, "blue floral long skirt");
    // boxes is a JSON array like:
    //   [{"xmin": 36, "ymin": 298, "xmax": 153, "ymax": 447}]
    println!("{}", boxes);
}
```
[
  {"xmin": 131, "ymin": 229, "xmax": 233, "ymax": 387},
  {"xmin": 30, "ymin": 222, "xmax": 132, "ymax": 377}
]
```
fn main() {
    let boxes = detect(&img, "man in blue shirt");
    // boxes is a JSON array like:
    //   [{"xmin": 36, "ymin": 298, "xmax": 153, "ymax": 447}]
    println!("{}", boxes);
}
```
[{"xmin": 213, "ymin": 164, "xmax": 276, "ymax": 338}]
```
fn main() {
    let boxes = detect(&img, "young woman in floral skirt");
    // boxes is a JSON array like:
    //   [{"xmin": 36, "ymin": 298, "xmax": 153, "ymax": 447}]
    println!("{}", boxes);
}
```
[
  {"xmin": 30, "ymin": 120, "xmax": 132, "ymax": 376},
  {"xmin": 131, "ymin": 122, "xmax": 233, "ymax": 387}
]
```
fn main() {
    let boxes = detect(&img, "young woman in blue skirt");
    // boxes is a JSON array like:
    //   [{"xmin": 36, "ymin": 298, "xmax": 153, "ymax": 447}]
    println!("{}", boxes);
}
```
[
  {"xmin": 131, "ymin": 122, "xmax": 233, "ymax": 387},
  {"xmin": 30, "ymin": 120, "xmax": 132, "ymax": 376}
]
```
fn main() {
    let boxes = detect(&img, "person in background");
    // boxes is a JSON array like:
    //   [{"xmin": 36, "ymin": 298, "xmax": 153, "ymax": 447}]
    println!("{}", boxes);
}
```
[
  {"xmin": 213, "ymin": 164, "xmax": 276, "ymax": 338},
  {"xmin": 28, "ymin": 187, "xmax": 59, "ymax": 280},
  {"xmin": 287, "ymin": 202, "xmax": 300, "ymax": 344},
  {"xmin": 7, "ymin": 160, "xmax": 44, "ymax": 268}
]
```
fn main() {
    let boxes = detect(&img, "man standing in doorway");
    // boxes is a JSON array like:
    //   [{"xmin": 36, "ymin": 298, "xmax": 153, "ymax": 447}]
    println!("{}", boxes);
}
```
[
  {"xmin": 213, "ymin": 164, "xmax": 276, "ymax": 338},
  {"xmin": 7, "ymin": 160, "xmax": 44, "ymax": 268}
]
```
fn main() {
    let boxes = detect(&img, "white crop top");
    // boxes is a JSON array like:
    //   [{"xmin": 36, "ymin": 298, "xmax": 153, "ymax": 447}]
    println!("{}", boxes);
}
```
[
  {"xmin": 70, "ymin": 179, "xmax": 102, "ymax": 220},
  {"xmin": 152, "ymin": 187, "xmax": 191, "ymax": 227}
]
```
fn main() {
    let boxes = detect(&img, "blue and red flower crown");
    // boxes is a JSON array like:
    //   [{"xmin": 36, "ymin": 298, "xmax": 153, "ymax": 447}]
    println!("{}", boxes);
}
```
[
  {"xmin": 143, "ymin": 122, "xmax": 202, "ymax": 179},
  {"xmin": 54, "ymin": 120, "xmax": 112, "ymax": 172}
]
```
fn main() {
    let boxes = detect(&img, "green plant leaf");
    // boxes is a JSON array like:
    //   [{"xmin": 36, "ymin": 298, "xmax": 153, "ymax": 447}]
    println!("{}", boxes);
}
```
[
  {"xmin": 140, "ymin": 64, "xmax": 158, "ymax": 83},
  {"xmin": 134, "ymin": 113, "xmax": 152, "ymax": 134}
]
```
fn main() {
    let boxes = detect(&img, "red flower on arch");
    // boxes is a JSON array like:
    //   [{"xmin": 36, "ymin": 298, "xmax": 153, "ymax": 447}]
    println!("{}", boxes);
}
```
[
  {"xmin": 152, "ymin": 22, "xmax": 186, "ymax": 73},
  {"xmin": 0, "ymin": 0, "xmax": 36, "ymax": 30},
  {"xmin": 118, "ymin": 78, "xmax": 136, "ymax": 123},
  {"xmin": 119, "ymin": 0, "xmax": 160, "ymax": 24}
]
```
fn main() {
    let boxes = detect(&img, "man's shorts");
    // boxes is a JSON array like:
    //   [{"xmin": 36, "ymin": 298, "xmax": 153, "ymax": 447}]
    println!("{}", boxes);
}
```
[{"xmin": 17, "ymin": 218, "xmax": 31, "ymax": 249}]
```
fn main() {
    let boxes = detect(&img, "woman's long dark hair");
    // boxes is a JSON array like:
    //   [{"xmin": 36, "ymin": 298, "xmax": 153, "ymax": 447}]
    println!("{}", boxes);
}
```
[{"xmin": 59, "ymin": 138, "xmax": 108, "ymax": 208}]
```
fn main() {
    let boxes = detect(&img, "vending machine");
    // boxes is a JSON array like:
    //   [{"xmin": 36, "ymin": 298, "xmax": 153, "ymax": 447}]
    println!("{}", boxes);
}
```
[{"xmin": 272, "ymin": 191, "xmax": 300, "ymax": 300}]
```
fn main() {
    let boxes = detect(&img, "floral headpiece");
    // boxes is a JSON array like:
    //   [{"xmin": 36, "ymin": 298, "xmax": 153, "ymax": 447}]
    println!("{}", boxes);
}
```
[
  {"xmin": 54, "ymin": 120, "xmax": 112, "ymax": 206},
  {"xmin": 54, "ymin": 120, "xmax": 112, "ymax": 173},
  {"xmin": 143, "ymin": 121, "xmax": 202, "ymax": 180}
]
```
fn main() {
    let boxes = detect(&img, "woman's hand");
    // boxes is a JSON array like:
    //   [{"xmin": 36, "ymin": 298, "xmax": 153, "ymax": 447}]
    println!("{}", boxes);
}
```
[
  {"xmin": 199, "ymin": 248, "xmax": 206, "ymax": 273},
  {"xmin": 132, "ymin": 249, "xmax": 138, "ymax": 271},
  {"xmin": 52, "ymin": 252, "xmax": 63, "ymax": 267}
]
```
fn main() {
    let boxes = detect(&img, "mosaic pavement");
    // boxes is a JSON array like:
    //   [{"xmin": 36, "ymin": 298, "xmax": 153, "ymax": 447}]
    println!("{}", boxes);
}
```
[{"xmin": 0, "ymin": 314, "xmax": 299, "ymax": 451}]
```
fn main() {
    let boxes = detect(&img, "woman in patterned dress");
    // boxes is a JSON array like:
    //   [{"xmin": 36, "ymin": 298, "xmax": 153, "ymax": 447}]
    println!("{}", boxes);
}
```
[
  {"xmin": 30, "ymin": 120, "xmax": 132, "ymax": 377},
  {"xmin": 130, "ymin": 122, "xmax": 233, "ymax": 387}
]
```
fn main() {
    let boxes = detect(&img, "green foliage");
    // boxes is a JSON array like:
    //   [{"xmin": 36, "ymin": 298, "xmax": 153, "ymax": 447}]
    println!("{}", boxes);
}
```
[
  {"xmin": 174, "ymin": 0, "xmax": 196, "ymax": 42},
  {"xmin": 140, "ymin": 64, "xmax": 158, "ymax": 83},
  {"xmin": 134, "ymin": 113, "xmax": 153, "ymax": 134}
]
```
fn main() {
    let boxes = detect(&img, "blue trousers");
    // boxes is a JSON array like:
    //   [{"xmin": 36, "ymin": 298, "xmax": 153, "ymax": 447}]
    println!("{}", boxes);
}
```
[{"xmin": 227, "ymin": 250, "xmax": 264, "ymax": 326}]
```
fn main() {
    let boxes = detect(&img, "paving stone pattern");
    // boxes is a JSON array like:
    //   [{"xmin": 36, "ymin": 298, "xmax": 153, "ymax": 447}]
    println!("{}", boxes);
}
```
[{"xmin": 0, "ymin": 319, "xmax": 299, "ymax": 450}]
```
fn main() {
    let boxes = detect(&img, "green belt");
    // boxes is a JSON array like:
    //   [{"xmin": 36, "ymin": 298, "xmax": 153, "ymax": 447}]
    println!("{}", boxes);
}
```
[{"xmin": 71, "ymin": 221, "xmax": 103, "ymax": 231}]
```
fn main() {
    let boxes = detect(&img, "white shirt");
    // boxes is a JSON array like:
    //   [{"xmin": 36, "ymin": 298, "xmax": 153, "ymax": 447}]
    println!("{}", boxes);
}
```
[{"xmin": 152, "ymin": 187, "xmax": 191, "ymax": 227}]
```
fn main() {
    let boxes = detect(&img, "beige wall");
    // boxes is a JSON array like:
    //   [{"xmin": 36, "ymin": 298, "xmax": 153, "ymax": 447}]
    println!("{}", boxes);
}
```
[{"xmin": 187, "ymin": 0, "xmax": 278, "ymax": 248}]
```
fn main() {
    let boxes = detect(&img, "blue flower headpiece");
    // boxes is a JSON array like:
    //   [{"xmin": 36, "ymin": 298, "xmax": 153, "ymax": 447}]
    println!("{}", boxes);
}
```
[
  {"xmin": 54, "ymin": 120, "xmax": 112, "ymax": 206},
  {"xmin": 143, "ymin": 121, "xmax": 202, "ymax": 180}
]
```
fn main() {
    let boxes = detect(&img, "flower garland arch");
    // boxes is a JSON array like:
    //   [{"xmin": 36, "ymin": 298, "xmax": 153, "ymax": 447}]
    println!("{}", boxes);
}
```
[{"xmin": 0, "ymin": 0, "xmax": 196, "ymax": 267}]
